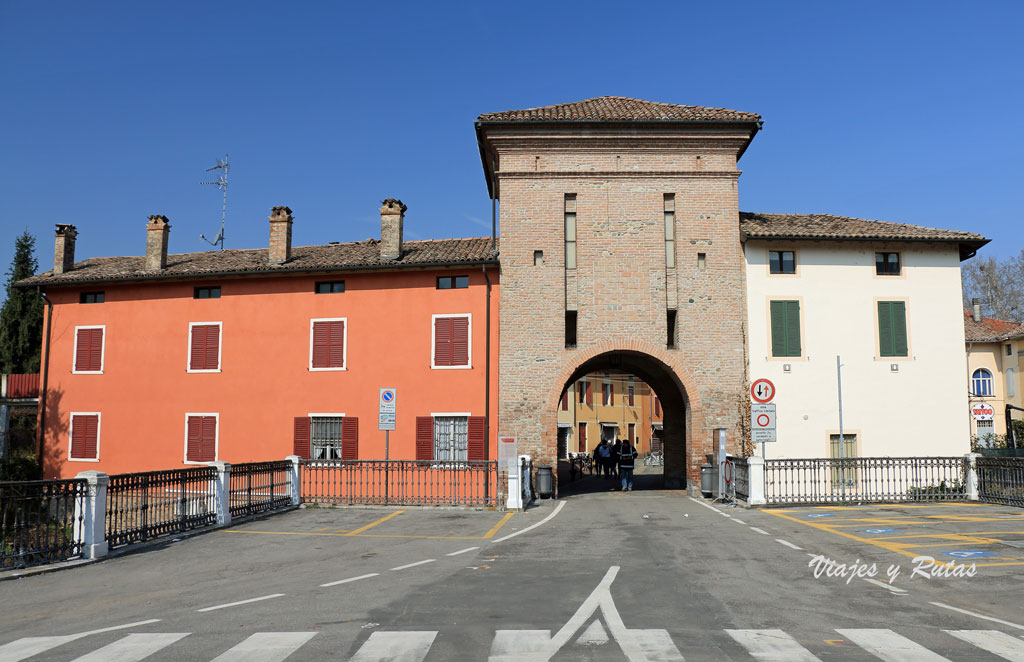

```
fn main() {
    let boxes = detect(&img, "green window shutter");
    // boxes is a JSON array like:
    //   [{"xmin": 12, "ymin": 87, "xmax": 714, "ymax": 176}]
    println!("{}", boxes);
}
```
[
  {"xmin": 770, "ymin": 300, "xmax": 801, "ymax": 357},
  {"xmin": 878, "ymin": 301, "xmax": 908, "ymax": 357}
]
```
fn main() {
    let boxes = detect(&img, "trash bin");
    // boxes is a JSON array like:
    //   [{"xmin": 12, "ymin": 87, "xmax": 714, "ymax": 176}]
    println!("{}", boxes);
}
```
[
  {"xmin": 536, "ymin": 465, "xmax": 554, "ymax": 498},
  {"xmin": 701, "ymin": 464, "xmax": 713, "ymax": 496}
]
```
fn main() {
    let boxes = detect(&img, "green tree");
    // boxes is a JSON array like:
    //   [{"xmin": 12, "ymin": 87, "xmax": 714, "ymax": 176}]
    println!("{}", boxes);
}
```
[{"xmin": 0, "ymin": 232, "xmax": 43, "ymax": 373}]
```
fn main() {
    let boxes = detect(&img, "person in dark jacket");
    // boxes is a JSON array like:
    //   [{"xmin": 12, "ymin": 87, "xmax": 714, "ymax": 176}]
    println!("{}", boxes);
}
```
[
  {"xmin": 595, "ymin": 440, "xmax": 613, "ymax": 479},
  {"xmin": 618, "ymin": 439, "xmax": 638, "ymax": 491},
  {"xmin": 610, "ymin": 439, "xmax": 622, "ymax": 478}
]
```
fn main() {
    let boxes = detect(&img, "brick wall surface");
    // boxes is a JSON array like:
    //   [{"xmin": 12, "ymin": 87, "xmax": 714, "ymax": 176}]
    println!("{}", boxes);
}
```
[{"xmin": 485, "ymin": 127, "xmax": 750, "ymax": 490}]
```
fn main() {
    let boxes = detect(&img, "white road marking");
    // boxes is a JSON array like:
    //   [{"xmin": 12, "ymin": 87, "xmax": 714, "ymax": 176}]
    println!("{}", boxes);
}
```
[
  {"xmin": 726, "ymin": 629, "xmax": 821, "ymax": 661},
  {"xmin": 930, "ymin": 602, "xmax": 1024, "ymax": 632},
  {"xmin": 197, "ymin": 593, "xmax": 285, "ymax": 612},
  {"xmin": 390, "ymin": 559, "xmax": 435, "ymax": 571},
  {"xmin": 0, "ymin": 620, "xmax": 162, "ymax": 662},
  {"xmin": 488, "ymin": 566, "xmax": 684, "ymax": 661},
  {"xmin": 863, "ymin": 578, "xmax": 907, "ymax": 594},
  {"xmin": 349, "ymin": 631, "xmax": 437, "ymax": 662},
  {"xmin": 446, "ymin": 546, "xmax": 480, "ymax": 556},
  {"xmin": 491, "ymin": 501, "xmax": 566, "ymax": 543},
  {"xmin": 688, "ymin": 496, "xmax": 721, "ymax": 513},
  {"xmin": 944, "ymin": 630, "xmax": 1024, "ymax": 661},
  {"xmin": 776, "ymin": 538, "xmax": 802, "ymax": 550},
  {"xmin": 210, "ymin": 632, "xmax": 317, "ymax": 662},
  {"xmin": 730, "ymin": 518, "xmax": 748, "ymax": 526},
  {"xmin": 71, "ymin": 633, "xmax": 188, "ymax": 662},
  {"xmin": 321, "ymin": 572, "xmax": 379, "ymax": 587},
  {"xmin": 836, "ymin": 628, "xmax": 950, "ymax": 661},
  {"xmin": 749, "ymin": 527, "xmax": 770, "ymax": 535}
]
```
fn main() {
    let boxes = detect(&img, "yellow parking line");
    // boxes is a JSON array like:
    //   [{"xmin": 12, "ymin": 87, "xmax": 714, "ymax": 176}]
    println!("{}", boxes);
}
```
[
  {"xmin": 483, "ymin": 512, "xmax": 514, "ymax": 539},
  {"xmin": 348, "ymin": 510, "xmax": 403, "ymax": 536}
]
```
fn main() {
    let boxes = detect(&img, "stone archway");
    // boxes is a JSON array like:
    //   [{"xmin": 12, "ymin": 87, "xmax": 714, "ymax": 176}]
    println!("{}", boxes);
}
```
[{"xmin": 544, "ymin": 341, "xmax": 707, "ymax": 491}]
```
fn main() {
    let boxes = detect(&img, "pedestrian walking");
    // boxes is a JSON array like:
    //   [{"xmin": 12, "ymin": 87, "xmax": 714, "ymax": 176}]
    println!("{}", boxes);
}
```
[
  {"xmin": 618, "ymin": 439, "xmax": 638, "ymax": 491},
  {"xmin": 596, "ymin": 440, "xmax": 612, "ymax": 479},
  {"xmin": 611, "ymin": 439, "xmax": 622, "ymax": 478}
]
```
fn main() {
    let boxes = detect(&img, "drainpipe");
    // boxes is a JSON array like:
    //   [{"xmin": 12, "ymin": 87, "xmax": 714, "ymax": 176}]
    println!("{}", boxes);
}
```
[{"xmin": 36, "ymin": 288, "xmax": 53, "ymax": 476}]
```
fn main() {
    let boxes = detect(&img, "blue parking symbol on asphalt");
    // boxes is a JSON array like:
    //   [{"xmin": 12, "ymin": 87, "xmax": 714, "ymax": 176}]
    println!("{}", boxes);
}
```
[
  {"xmin": 943, "ymin": 550, "xmax": 996, "ymax": 559},
  {"xmin": 860, "ymin": 528, "xmax": 898, "ymax": 534},
  {"xmin": 804, "ymin": 513, "xmax": 837, "ymax": 518}
]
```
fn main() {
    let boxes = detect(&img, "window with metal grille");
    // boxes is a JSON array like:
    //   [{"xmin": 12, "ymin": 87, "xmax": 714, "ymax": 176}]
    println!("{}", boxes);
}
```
[
  {"xmin": 828, "ymin": 433, "xmax": 857, "ymax": 488},
  {"xmin": 311, "ymin": 416, "xmax": 343, "ymax": 460},
  {"xmin": 433, "ymin": 416, "xmax": 468, "ymax": 462},
  {"xmin": 875, "ymin": 252, "xmax": 901, "ymax": 276},
  {"xmin": 315, "ymin": 280, "xmax": 345, "ymax": 294},
  {"xmin": 79, "ymin": 291, "xmax": 105, "ymax": 304},
  {"xmin": 972, "ymin": 369, "xmax": 994, "ymax": 396},
  {"xmin": 193, "ymin": 286, "xmax": 221, "ymax": 299}
]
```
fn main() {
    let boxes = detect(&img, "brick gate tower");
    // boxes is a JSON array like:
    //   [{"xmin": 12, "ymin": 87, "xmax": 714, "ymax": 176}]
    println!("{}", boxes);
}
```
[{"xmin": 476, "ymin": 97, "xmax": 762, "ymax": 490}]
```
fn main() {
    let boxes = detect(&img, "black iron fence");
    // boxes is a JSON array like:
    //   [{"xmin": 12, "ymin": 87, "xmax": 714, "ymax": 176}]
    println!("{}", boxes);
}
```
[
  {"xmin": 764, "ymin": 457, "xmax": 967, "ymax": 505},
  {"xmin": 106, "ymin": 467, "xmax": 217, "ymax": 548},
  {"xmin": 0, "ymin": 479, "xmax": 85, "ymax": 569},
  {"xmin": 229, "ymin": 461, "xmax": 293, "ymax": 518},
  {"xmin": 731, "ymin": 458, "xmax": 749, "ymax": 500},
  {"xmin": 977, "ymin": 457, "xmax": 1024, "ymax": 508},
  {"xmin": 300, "ymin": 460, "xmax": 500, "ymax": 508}
]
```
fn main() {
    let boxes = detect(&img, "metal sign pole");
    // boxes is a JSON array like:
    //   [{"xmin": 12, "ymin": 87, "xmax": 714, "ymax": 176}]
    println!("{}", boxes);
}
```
[
  {"xmin": 385, "ymin": 429, "xmax": 390, "ymax": 504},
  {"xmin": 837, "ymin": 355, "xmax": 846, "ymax": 498}
]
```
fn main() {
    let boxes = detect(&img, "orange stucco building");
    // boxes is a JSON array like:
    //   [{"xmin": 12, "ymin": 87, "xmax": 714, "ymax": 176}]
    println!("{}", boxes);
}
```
[{"xmin": 24, "ymin": 204, "xmax": 500, "ymax": 479}]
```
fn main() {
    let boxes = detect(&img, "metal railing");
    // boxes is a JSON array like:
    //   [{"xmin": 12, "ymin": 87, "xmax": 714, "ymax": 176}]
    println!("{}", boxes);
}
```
[
  {"xmin": 977, "ymin": 457, "xmax": 1024, "ymax": 508},
  {"xmin": 732, "ymin": 458, "xmax": 749, "ymax": 500},
  {"xmin": 106, "ymin": 467, "xmax": 217, "ymax": 548},
  {"xmin": 229, "ymin": 461, "xmax": 292, "ymax": 518},
  {"xmin": 300, "ymin": 460, "xmax": 500, "ymax": 508},
  {"xmin": 764, "ymin": 457, "xmax": 967, "ymax": 505},
  {"xmin": 0, "ymin": 478, "xmax": 85, "ymax": 569}
]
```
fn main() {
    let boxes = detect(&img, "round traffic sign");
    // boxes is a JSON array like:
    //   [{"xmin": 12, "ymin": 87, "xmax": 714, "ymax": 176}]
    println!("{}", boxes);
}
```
[
  {"xmin": 382, "ymin": 390, "xmax": 394, "ymax": 403},
  {"xmin": 756, "ymin": 413, "xmax": 771, "ymax": 427},
  {"xmin": 751, "ymin": 378, "xmax": 776, "ymax": 404}
]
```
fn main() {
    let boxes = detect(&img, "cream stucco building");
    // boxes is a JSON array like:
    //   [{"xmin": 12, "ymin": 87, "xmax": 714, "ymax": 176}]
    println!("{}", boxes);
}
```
[{"xmin": 964, "ymin": 308, "xmax": 1024, "ymax": 444}]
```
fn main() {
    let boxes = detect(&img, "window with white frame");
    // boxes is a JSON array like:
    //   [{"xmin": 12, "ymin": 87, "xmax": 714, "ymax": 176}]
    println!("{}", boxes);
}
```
[
  {"xmin": 311, "ymin": 416, "xmax": 343, "ymax": 460},
  {"xmin": 972, "ymin": 369, "xmax": 994, "ymax": 396},
  {"xmin": 432, "ymin": 314, "xmax": 471, "ymax": 368},
  {"xmin": 73, "ymin": 326, "xmax": 105, "ymax": 373},
  {"xmin": 309, "ymin": 318, "xmax": 346, "ymax": 370},
  {"xmin": 69, "ymin": 413, "xmax": 100, "ymax": 461},
  {"xmin": 433, "ymin": 416, "xmax": 468, "ymax": 462},
  {"xmin": 188, "ymin": 322, "xmax": 222, "ymax": 372},
  {"xmin": 976, "ymin": 420, "xmax": 995, "ymax": 446}
]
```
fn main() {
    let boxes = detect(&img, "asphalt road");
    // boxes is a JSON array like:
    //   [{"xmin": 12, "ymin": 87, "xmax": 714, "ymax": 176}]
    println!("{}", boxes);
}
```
[{"xmin": 2, "ymin": 472, "xmax": 1023, "ymax": 661}]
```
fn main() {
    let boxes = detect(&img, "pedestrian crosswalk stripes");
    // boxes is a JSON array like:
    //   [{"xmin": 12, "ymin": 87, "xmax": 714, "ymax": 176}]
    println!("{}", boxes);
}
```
[{"xmin": 0, "ymin": 628, "xmax": 1021, "ymax": 661}]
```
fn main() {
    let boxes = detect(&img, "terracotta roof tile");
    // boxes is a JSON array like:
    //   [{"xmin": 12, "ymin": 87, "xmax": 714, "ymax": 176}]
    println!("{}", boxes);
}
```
[
  {"xmin": 740, "ymin": 212, "xmax": 988, "ymax": 247},
  {"xmin": 17, "ymin": 237, "xmax": 498, "ymax": 288},
  {"xmin": 477, "ymin": 96, "xmax": 760, "ymax": 123},
  {"xmin": 964, "ymin": 310, "xmax": 1024, "ymax": 342}
]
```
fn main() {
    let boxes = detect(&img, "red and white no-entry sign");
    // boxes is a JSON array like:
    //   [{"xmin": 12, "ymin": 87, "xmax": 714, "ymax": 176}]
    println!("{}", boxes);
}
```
[{"xmin": 750, "ymin": 378, "xmax": 776, "ymax": 404}]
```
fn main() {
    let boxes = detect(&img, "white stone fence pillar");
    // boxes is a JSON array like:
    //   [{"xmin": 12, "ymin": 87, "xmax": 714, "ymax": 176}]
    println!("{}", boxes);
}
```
[
  {"xmin": 965, "ymin": 453, "xmax": 980, "ymax": 501},
  {"xmin": 506, "ymin": 459, "xmax": 522, "ymax": 511},
  {"xmin": 287, "ymin": 455, "xmax": 302, "ymax": 506},
  {"xmin": 207, "ymin": 462, "xmax": 232, "ymax": 526},
  {"xmin": 745, "ymin": 456, "xmax": 766, "ymax": 506},
  {"xmin": 73, "ymin": 471, "xmax": 109, "ymax": 560}
]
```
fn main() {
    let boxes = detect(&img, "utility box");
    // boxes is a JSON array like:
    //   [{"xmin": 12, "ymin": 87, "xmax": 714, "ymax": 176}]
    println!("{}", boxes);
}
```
[{"xmin": 701, "ymin": 464, "xmax": 713, "ymax": 496}]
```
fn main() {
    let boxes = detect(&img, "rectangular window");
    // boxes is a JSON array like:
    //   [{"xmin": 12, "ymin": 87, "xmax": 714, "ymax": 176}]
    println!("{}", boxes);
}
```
[
  {"xmin": 432, "ymin": 315, "xmax": 471, "ymax": 368},
  {"xmin": 654, "ymin": 396, "xmax": 661, "ymax": 417},
  {"xmin": 628, "ymin": 423, "xmax": 635, "ymax": 443},
  {"xmin": 664, "ymin": 194, "xmax": 675, "ymax": 268},
  {"xmin": 578, "ymin": 422, "xmax": 587, "ymax": 452},
  {"xmin": 667, "ymin": 309, "xmax": 677, "ymax": 348},
  {"xmin": 602, "ymin": 379, "xmax": 613, "ymax": 406},
  {"xmin": 875, "ymin": 252, "xmax": 901, "ymax": 276},
  {"xmin": 769, "ymin": 300, "xmax": 802, "ymax": 357},
  {"xmin": 697, "ymin": 253, "xmax": 706, "ymax": 270},
  {"xmin": 534, "ymin": 251, "xmax": 543, "ymax": 266},
  {"xmin": 193, "ymin": 286, "xmax": 221, "ymax": 299},
  {"xmin": 315, "ymin": 280, "xmax": 345, "ymax": 294},
  {"xmin": 565, "ymin": 194, "xmax": 577, "ymax": 270},
  {"xmin": 294, "ymin": 415, "xmax": 358, "ymax": 460},
  {"xmin": 1007, "ymin": 343, "xmax": 1014, "ymax": 357},
  {"xmin": 565, "ymin": 311, "xmax": 577, "ymax": 348},
  {"xmin": 433, "ymin": 416, "xmax": 468, "ymax": 462},
  {"xmin": 561, "ymin": 391, "xmax": 568, "ymax": 411},
  {"xmin": 185, "ymin": 414, "xmax": 217, "ymax": 463},
  {"xmin": 311, "ymin": 416, "xmax": 343, "ymax": 460},
  {"xmin": 1008, "ymin": 369, "xmax": 1017, "ymax": 398},
  {"xmin": 69, "ymin": 413, "xmax": 100, "ymax": 461},
  {"xmin": 79, "ymin": 291, "xmax": 105, "ymax": 304},
  {"xmin": 73, "ymin": 326, "xmax": 105, "ymax": 373},
  {"xmin": 877, "ymin": 301, "xmax": 908, "ymax": 357},
  {"xmin": 414, "ymin": 415, "xmax": 484, "ymax": 462},
  {"xmin": 188, "ymin": 322, "xmax": 222, "ymax": 372},
  {"xmin": 828, "ymin": 433, "xmax": 857, "ymax": 487},
  {"xmin": 578, "ymin": 380, "xmax": 587, "ymax": 404},
  {"xmin": 628, "ymin": 379, "xmax": 635, "ymax": 407},
  {"xmin": 976, "ymin": 420, "xmax": 995, "ymax": 447},
  {"xmin": 769, "ymin": 250, "xmax": 796, "ymax": 274},
  {"xmin": 437, "ymin": 276, "xmax": 469, "ymax": 289},
  {"xmin": 310, "ymin": 318, "xmax": 346, "ymax": 370}
]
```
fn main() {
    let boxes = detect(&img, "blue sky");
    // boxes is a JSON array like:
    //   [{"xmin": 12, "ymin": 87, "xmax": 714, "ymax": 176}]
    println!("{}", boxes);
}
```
[{"xmin": 1, "ymin": 1, "xmax": 1021, "ymax": 280}]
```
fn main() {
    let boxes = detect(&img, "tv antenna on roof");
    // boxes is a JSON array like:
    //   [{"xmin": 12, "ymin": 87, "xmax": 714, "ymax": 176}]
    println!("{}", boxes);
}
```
[{"xmin": 200, "ymin": 154, "xmax": 229, "ymax": 250}]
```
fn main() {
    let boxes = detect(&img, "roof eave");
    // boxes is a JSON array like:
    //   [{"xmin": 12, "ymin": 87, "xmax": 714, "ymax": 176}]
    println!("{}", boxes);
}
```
[{"xmin": 740, "ymin": 233, "xmax": 989, "ymax": 260}]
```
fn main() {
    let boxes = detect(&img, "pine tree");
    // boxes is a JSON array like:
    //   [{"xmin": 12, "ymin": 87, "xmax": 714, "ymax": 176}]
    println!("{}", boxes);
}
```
[{"xmin": 0, "ymin": 232, "xmax": 43, "ymax": 374}]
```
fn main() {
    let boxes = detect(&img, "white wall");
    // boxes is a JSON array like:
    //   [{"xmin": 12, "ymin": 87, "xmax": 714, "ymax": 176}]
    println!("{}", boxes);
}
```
[{"xmin": 745, "ymin": 240, "xmax": 970, "ymax": 458}]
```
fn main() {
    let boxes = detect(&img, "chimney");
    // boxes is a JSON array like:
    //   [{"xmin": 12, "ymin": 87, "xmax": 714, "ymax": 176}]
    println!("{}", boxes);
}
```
[
  {"xmin": 972, "ymin": 298, "xmax": 982, "ymax": 323},
  {"xmin": 379, "ymin": 198, "xmax": 407, "ymax": 261},
  {"xmin": 145, "ymin": 215, "xmax": 171, "ymax": 271},
  {"xmin": 53, "ymin": 224, "xmax": 78, "ymax": 275},
  {"xmin": 268, "ymin": 206, "xmax": 293, "ymax": 264}
]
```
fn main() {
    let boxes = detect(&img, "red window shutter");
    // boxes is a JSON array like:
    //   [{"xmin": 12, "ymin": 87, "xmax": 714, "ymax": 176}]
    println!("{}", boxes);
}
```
[
  {"xmin": 311, "ymin": 321, "xmax": 329, "ymax": 368},
  {"xmin": 71, "ymin": 414, "xmax": 98, "ymax": 459},
  {"xmin": 416, "ymin": 416, "xmax": 434, "ymax": 461},
  {"xmin": 83, "ymin": 415, "xmax": 98, "ymax": 458},
  {"xmin": 467, "ymin": 416, "xmax": 485, "ymax": 461},
  {"xmin": 293, "ymin": 417, "xmax": 310, "ymax": 459},
  {"xmin": 89, "ymin": 329, "xmax": 103, "ymax": 371},
  {"xmin": 341, "ymin": 417, "xmax": 359, "ymax": 460},
  {"xmin": 451, "ymin": 317, "xmax": 469, "ymax": 366},
  {"xmin": 434, "ymin": 318, "xmax": 453, "ymax": 366},
  {"xmin": 186, "ymin": 416, "xmax": 203, "ymax": 461},
  {"xmin": 578, "ymin": 423, "xmax": 586, "ymax": 452},
  {"xmin": 561, "ymin": 392, "xmax": 568, "ymax": 411},
  {"xmin": 654, "ymin": 397, "xmax": 661, "ymax": 417},
  {"xmin": 200, "ymin": 416, "xmax": 217, "ymax": 462},
  {"xmin": 628, "ymin": 386, "xmax": 635, "ymax": 407},
  {"xmin": 585, "ymin": 381, "xmax": 592, "ymax": 405},
  {"xmin": 329, "ymin": 321, "xmax": 345, "ymax": 368},
  {"xmin": 75, "ymin": 329, "xmax": 102, "ymax": 372},
  {"xmin": 204, "ymin": 325, "xmax": 220, "ymax": 371}
]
